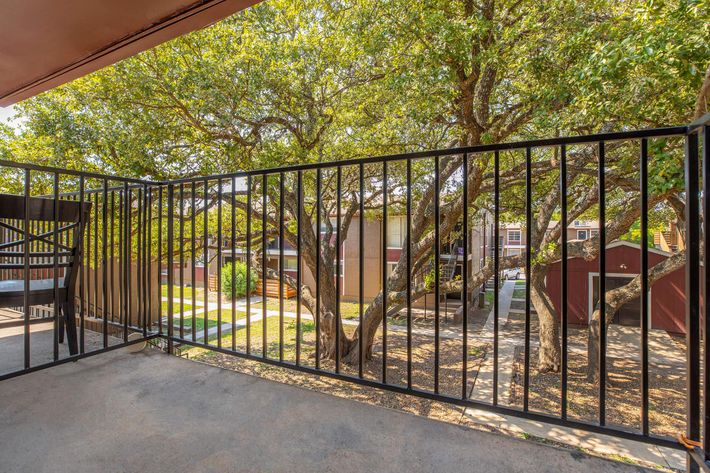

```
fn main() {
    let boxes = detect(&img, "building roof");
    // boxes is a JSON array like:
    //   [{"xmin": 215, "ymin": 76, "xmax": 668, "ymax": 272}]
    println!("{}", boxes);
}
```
[{"xmin": 0, "ymin": 0, "xmax": 262, "ymax": 106}]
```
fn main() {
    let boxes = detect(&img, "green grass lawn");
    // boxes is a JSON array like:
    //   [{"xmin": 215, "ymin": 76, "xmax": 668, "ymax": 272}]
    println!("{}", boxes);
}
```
[
  {"xmin": 161, "ymin": 284, "xmax": 205, "ymax": 300},
  {"xmin": 263, "ymin": 297, "xmax": 360, "ymax": 320},
  {"xmin": 187, "ymin": 316, "xmax": 317, "ymax": 360},
  {"xmin": 161, "ymin": 301, "xmax": 193, "ymax": 314},
  {"xmin": 512, "ymin": 288, "xmax": 526, "ymax": 299},
  {"xmin": 173, "ymin": 316, "xmax": 219, "ymax": 331}
]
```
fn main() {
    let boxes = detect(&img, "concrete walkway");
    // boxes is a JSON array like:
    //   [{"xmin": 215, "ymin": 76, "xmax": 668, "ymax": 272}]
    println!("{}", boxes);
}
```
[
  {"xmin": 470, "ymin": 280, "xmax": 516, "ymax": 403},
  {"xmin": 0, "ymin": 348, "xmax": 657, "ymax": 473}
]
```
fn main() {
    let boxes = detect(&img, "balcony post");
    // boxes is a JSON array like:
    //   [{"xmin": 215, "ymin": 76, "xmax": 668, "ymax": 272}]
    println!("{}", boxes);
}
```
[{"xmin": 685, "ymin": 131, "xmax": 700, "ymax": 473}]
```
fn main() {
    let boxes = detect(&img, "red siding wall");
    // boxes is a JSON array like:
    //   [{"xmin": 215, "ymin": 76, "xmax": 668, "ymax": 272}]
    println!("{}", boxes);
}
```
[{"xmin": 545, "ymin": 244, "xmax": 685, "ymax": 334}]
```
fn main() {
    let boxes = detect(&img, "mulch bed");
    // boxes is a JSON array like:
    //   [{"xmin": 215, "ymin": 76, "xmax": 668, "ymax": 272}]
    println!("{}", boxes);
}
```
[
  {"xmin": 505, "ymin": 315, "xmax": 686, "ymax": 439},
  {"xmin": 190, "ymin": 328, "xmax": 491, "ymax": 420}
]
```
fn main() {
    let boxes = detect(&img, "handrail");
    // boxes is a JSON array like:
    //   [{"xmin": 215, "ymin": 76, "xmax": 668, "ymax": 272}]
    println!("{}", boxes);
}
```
[{"xmin": 0, "ymin": 124, "xmax": 689, "ymax": 187}]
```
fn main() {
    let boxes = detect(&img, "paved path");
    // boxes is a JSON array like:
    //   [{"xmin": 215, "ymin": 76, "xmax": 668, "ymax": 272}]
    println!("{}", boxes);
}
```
[{"xmin": 470, "ymin": 280, "xmax": 516, "ymax": 403}]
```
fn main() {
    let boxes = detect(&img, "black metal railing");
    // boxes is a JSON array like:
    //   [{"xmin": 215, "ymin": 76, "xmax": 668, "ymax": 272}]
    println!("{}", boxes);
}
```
[{"xmin": 1, "ymin": 114, "xmax": 709, "ymax": 471}]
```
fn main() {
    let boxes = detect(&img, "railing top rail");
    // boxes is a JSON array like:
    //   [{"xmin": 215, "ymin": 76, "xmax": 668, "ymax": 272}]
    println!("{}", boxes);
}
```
[
  {"xmin": 163, "ymin": 125, "xmax": 689, "ymax": 184},
  {"xmin": 0, "ymin": 159, "xmax": 153, "ymax": 186},
  {"xmin": 0, "ymin": 124, "xmax": 689, "ymax": 187},
  {"xmin": 688, "ymin": 111, "xmax": 710, "ymax": 132}
]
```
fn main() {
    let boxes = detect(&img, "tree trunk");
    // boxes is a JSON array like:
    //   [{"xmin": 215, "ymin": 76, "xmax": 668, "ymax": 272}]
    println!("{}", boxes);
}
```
[
  {"xmin": 530, "ymin": 268, "xmax": 561, "ymax": 372},
  {"xmin": 586, "ymin": 304, "xmax": 605, "ymax": 382}
]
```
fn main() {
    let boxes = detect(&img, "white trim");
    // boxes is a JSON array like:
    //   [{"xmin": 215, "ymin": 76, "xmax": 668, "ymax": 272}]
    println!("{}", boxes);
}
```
[
  {"xmin": 507, "ymin": 229, "xmax": 522, "ymax": 243},
  {"xmin": 549, "ymin": 239, "xmax": 672, "ymax": 264},
  {"xmin": 604, "ymin": 239, "xmax": 671, "ymax": 257},
  {"xmin": 587, "ymin": 272, "xmax": 651, "ymax": 326}
]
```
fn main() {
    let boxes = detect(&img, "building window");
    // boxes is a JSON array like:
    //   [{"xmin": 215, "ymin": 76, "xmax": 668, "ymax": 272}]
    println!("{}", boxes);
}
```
[
  {"xmin": 387, "ymin": 216, "xmax": 404, "ymax": 248},
  {"xmin": 284, "ymin": 256, "xmax": 298, "ymax": 271},
  {"xmin": 577, "ymin": 230, "xmax": 588, "ymax": 240},
  {"xmin": 386, "ymin": 262, "xmax": 397, "ymax": 278},
  {"xmin": 590, "ymin": 230, "xmax": 599, "ymax": 238},
  {"xmin": 507, "ymin": 230, "xmax": 521, "ymax": 243}
]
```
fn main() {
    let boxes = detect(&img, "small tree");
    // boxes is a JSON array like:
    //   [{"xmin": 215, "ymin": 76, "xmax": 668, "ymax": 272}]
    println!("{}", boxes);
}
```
[{"xmin": 221, "ymin": 261, "xmax": 257, "ymax": 300}]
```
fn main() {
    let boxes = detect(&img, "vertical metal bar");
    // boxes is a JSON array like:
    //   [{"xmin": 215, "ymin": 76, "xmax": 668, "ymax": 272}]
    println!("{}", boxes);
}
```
[
  {"xmin": 203, "ymin": 179, "xmax": 209, "ymax": 343},
  {"xmin": 278, "ymin": 172, "xmax": 284, "ymax": 361},
  {"xmin": 493, "ymin": 150, "xmax": 500, "ymax": 406},
  {"xmin": 640, "ymin": 138, "xmax": 649, "ymax": 435},
  {"xmin": 524, "ymin": 147, "xmax": 532, "ymax": 411},
  {"xmin": 315, "ymin": 170, "xmax": 322, "ymax": 368},
  {"xmin": 685, "ymin": 131, "xmax": 701, "ymax": 472},
  {"xmin": 358, "ymin": 162, "xmax": 364, "ymax": 378},
  {"xmin": 147, "ymin": 186, "xmax": 153, "ymax": 333},
  {"xmin": 434, "ymin": 156, "xmax": 440, "ymax": 394},
  {"xmin": 560, "ymin": 145, "xmax": 568, "ymax": 419},
  {"xmin": 136, "ymin": 187, "xmax": 142, "ymax": 335},
  {"xmin": 78, "ymin": 176, "xmax": 85, "ymax": 353},
  {"xmin": 179, "ymin": 184, "xmax": 185, "ymax": 339},
  {"xmin": 94, "ymin": 191, "xmax": 98, "ymax": 323},
  {"xmin": 86, "ymin": 189, "xmax": 91, "ymax": 328},
  {"xmin": 23, "ymin": 169, "xmax": 30, "ymax": 369},
  {"xmin": 167, "ymin": 184, "xmax": 175, "ymax": 353},
  {"xmin": 143, "ymin": 186, "xmax": 148, "ymax": 332},
  {"xmin": 143, "ymin": 184, "xmax": 149, "ymax": 335},
  {"xmin": 406, "ymin": 158, "xmax": 413, "ymax": 389},
  {"xmin": 127, "ymin": 187, "xmax": 132, "ymax": 334},
  {"xmin": 246, "ymin": 176, "xmax": 252, "ymax": 354},
  {"xmin": 110, "ymin": 191, "xmax": 116, "ymax": 324},
  {"xmin": 703, "ymin": 126, "xmax": 710, "ymax": 461},
  {"xmin": 118, "ymin": 186, "xmax": 124, "ymax": 339},
  {"xmin": 462, "ymin": 154, "xmax": 468, "ymax": 399},
  {"xmin": 191, "ymin": 182, "xmax": 196, "ymax": 341},
  {"xmin": 336, "ymin": 166, "xmax": 342, "ymax": 373},
  {"xmin": 231, "ymin": 178, "xmax": 237, "ymax": 351},
  {"xmin": 382, "ymin": 160, "xmax": 388, "ymax": 383},
  {"xmin": 102, "ymin": 179, "xmax": 108, "ymax": 347},
  {"xmin": 217, "ymin": 180, "xmax": 223, "ymax": 347},
  {"xmin": 53, "ymin": 173, "xmax": 59, "ymax": 361},
  {"xmin": 123, "ymin": 184, "xmax": 129, "ymax": 341},
  {"xmin": 157, "ymin": 186, "xmax": 163, "ymax": 336},
  {"xmin": 598, "ymin": 141, "xmax": 607, "ymax": 426},
  {"xmin": 262, "ymin": 174, "xmax": 267, "ymax": 358},
  {"xmin": 296, "ymin": 170, "xmax": 303, "ymax": 365}
]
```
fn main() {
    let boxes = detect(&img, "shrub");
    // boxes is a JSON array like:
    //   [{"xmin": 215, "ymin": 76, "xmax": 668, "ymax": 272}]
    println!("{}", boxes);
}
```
[{"xmin": 221, "ymin": 261, "xmax": 257, "ymax": 299}]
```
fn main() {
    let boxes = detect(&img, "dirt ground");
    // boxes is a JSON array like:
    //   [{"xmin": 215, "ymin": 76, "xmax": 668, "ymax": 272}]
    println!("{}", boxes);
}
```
[{"xmin": 504, "ymin": 311, "xmax": 686, "ymax": 439}]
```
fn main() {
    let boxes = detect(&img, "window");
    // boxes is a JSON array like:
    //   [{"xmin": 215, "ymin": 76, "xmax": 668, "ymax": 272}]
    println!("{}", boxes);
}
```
[
  {"xmin": 333, "ymin": 258, "xmax": 344, "ymax": 277},
  {"xmin": 284, "ymin": 256, "xmax": 298, "ymax": 271},
  {"xmin": 386, "ymin": 262, "xmax": 397, "ymax": 278},
  {"xmin": 591, "ymin": 230, "xmax": 599, "ymax": 238},
  {"xmin": 507, "ymin": 230, "xmax": 521, "ymax": 243},
  {"xmin": 387, "ymin": 216, "xmax": 404, "ymax": 248},
  {"xmin": 577, "ymin": 230, "xmax": 588, "ymax": 240}
]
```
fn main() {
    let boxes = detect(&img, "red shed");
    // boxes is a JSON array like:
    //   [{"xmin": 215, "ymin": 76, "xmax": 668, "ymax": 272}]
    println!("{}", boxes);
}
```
[{"xmin": 545, "ymin": 241, "xmax": 685, "ymax": 334}]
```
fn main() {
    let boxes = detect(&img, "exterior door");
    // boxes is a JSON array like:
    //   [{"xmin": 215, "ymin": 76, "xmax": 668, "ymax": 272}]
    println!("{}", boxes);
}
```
[{"xmin": 591, "ymin": 275, "xmax": 641, "ymax": 327}]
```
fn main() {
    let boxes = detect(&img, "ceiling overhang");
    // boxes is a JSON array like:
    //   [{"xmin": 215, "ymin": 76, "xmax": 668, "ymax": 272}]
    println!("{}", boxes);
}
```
[{"xmin": 0, "ymin": 0, "xmax": 262, "ymax": 106}]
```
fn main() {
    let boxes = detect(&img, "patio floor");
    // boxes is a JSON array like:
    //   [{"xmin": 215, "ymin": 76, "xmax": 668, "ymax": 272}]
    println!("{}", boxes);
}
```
[{"xmin": 0, "ymin": 347, "xmax": 658, "ymax": 473}]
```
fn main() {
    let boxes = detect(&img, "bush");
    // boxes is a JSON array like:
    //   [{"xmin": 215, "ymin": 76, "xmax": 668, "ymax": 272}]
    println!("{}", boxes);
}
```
[{"xmin": 221, "ymin": 261, "xmax": 257, "ymax": 299}]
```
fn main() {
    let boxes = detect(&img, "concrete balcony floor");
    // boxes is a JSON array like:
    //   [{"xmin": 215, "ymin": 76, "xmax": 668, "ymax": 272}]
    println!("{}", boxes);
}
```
[{"xmin": 0, "ymin": 347, "xmax": 657, "ymax": 473}]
